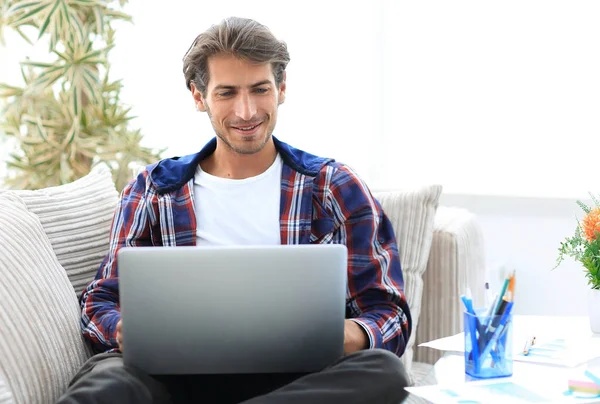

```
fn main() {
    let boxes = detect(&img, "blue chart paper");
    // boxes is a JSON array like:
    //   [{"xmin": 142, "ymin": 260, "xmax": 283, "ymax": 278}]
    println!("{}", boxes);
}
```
[
  {"xmin": 516, "ymin": 338, "xmax": 600, "ymax": 368},
  {"xmin": 408, "ymin": 382, "xmax": 546, "ymax": 404},
  {"xmin": 440, "ymin": 382, "xmax": 548, "ymax": 402},
  {"xmin": 469, "ymin": 383, "xmax": 547, "ymax": 402},
  {"xmin": 406, "ymin": 379, "xmax": 600, "ymax": 404}
]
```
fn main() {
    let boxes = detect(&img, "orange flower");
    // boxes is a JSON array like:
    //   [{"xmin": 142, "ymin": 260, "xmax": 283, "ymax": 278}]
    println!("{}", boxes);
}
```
[{"xmin": 583, "ymin": 208, "xmax": 600, "ymax": 241}]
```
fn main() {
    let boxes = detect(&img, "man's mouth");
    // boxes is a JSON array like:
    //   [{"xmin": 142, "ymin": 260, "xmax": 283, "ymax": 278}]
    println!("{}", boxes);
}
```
[
  {"xmin": 231, "ymin": 121, "xmax": 263, "ymax": 134},
  {"xmin": 233, "ymin": 123, "xmax": 260, "ymax": 131}
]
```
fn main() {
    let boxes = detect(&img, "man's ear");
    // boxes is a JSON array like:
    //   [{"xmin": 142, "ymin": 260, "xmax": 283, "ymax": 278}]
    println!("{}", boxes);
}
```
[
  {"xmin": 278, "ymin": 72, "xmax": 286, "ymax": 105},
  {"xmin": 191, "ymin": 83, "xmax": 207, "ymax": 112}
]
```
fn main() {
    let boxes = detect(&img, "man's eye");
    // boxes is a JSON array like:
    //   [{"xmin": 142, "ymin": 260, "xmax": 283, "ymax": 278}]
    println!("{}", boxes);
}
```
[
  {"xmin": 254, "ymin": 88, "xmax": 268, "ymax": 94},
  {"xmin": 219, "ymin": 91, "xmax": 234, "ymax": 97}
]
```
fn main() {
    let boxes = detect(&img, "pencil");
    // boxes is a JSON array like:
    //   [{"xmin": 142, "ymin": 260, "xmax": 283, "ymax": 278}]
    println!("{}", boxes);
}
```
[{"xmin": 507, "ymin": 270, "xmax": 516, "ymax": 301}]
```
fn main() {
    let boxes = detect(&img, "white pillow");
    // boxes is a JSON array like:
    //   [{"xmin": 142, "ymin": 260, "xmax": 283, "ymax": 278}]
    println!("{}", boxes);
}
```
[
  {"xmin": 0, "ymin": 192, "xmax": 91, "ymax": 404},
  {"xmin": 373, "ymin": 184, "xmax": 442, "ymax": 382},
  {"xmin": 13, "ymin": 164, "xmax": 120, "ymax": 296}
]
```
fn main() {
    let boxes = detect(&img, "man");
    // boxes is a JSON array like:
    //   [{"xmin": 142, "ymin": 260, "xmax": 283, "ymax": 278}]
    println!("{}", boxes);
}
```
[{"xmin": 58, "ymin": 16, "xmax": 411, "ymax": 404}]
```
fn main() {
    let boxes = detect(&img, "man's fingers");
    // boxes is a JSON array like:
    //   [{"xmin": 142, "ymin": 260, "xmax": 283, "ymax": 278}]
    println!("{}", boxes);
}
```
[{"xmin": 116, "ymin": 319, "xmax": 123, "ymax": 351}]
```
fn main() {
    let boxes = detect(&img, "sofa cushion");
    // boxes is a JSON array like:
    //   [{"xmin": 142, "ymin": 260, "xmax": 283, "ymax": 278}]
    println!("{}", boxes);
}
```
[
  {"xmin": 0, "ymin": 192, "xmax": 91, "ymax": 404},
  {"xmin": 13, "ymin": 164, "xmax": 120, "ymax": 296},
  {"xmin": 373, "ymin": 184, "xmax": 442, "ymax": 383},
  {"xmin": 0, "ymin": 374, "xmax": 12, "ymax": 404}
]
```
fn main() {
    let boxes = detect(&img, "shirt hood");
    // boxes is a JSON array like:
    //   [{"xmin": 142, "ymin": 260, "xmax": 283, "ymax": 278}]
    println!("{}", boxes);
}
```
[{"xmin": 148, "ymin": 136, "xmax": 334, "ymax": 194}]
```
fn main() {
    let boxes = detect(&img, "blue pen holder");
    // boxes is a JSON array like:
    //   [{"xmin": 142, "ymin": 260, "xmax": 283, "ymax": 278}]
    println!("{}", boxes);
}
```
[{"xmin": 464, "ymin": 309, "xmax": 513, "ymax": 379}]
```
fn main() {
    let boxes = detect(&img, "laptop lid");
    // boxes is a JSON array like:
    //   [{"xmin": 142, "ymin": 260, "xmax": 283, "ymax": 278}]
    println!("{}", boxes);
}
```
[{"xmin": 118, "ymin": 244, "xmax": 347, "ymax": 375}]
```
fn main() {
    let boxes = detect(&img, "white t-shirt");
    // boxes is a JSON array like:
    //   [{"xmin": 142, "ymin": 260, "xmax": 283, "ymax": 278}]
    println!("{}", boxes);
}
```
[{"xmin": 193, "ymin": 154, "xmax": 283, "ymax": 246}]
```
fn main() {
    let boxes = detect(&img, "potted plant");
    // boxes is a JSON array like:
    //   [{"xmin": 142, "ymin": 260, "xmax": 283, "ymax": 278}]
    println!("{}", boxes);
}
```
[
  {"xmin": 0, "ymin": 0, "xmax": 164, "ymax": 192},
  {"xmin": 555, "ymin": 194, "xmax": 600, "ymax": 332}
]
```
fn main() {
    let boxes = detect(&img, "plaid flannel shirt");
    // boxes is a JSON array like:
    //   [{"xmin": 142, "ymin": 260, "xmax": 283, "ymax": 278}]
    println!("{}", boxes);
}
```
[{"xmin": 80, "ymin": 136, "xmax": 412, "ymax": 357}]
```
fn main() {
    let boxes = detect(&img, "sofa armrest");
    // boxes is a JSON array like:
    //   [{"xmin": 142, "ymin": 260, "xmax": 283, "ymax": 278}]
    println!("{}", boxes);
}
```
[{"xmin": 413, "ymin": 206, "xmax": 486, "ymax": 365}]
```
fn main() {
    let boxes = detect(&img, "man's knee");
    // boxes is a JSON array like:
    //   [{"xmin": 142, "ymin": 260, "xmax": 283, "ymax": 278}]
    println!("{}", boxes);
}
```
[
  {"xmin": 373, "ymin": 349, "xmax": 409, "ymax": 385},
  {"xmin": 91, "ymin": 356, "xmax": 126, "ymax": 374},
  {"xmin": 360, "ymin": 349, "xmax": 410, "ymax": 402},
  {"xmin": 59, "ymin": 355, "xmax": 170, "ymax": 404}
]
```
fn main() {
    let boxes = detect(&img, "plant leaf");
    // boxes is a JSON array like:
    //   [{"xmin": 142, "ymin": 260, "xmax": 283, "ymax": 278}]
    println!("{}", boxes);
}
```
[
  {"xmin": 590, "ymin": 192, "xmax": 600, "ymax": 209},
  {"xmin": 8, "ymin": 1, "xmax": 44, "ymax": 13},
  {"xmin": 37, "ymin": 0, "xmax": 61, "ymax": 39},
  {"xmin": 20, "ymin": 61, "xmax": 56, "ymax": 68},
  {"xmin": 71, "ymin": 83, "xmax": 80, "ymax": 116},
  {"xmin": 92, "ymin": 5, "xmax": 103, "ymax": 34},
  {"xmin": 14, "ymin": 26, "xmax": 34, "ymax": 45},
  {"xmin": 68, "ymin": 9, "xmax": 85, "ymax": 41},
  {"xmin": 10, "ymin": 3, "xmax": 51, "ymax": 26},
  {"xmin": 103, "ymin": 8, "xmax": 132, "ymax": 22},
  {"xmin": 577, "ymin": 200, "xmax": 591, "ymax": 215},
  {"xmin": 0, "ymin": 83, "xmax": 25, "ymax": 98}
]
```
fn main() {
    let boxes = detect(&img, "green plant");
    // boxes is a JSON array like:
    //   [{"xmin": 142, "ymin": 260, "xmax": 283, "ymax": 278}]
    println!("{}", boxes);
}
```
[
  {"xmin": 555, "ymin": 194, "xmax": 600, "ymax": 290},
  {"xmin": 0, "ymin": 0, "xmax": 164, "ymax": 191}
]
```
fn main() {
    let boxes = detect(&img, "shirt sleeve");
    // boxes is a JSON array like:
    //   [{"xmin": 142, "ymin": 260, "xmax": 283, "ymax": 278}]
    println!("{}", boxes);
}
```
[
  {"xmin": 327, "ymin": 164, "xmax": 412, "ymax": 357},
  {"xmin": 79, "ymin": 171, "xmax": 153, "ymax": 353}
]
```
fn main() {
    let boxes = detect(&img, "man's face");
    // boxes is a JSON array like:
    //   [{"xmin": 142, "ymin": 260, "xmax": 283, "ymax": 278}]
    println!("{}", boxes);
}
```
[{"xmin": 192, "ymin": 54, "xmax": 286, "ymax": 155}]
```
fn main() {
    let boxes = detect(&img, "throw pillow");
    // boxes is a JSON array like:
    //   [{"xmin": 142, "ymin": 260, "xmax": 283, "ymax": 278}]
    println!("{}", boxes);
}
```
[
  {"xmin": 0, "ymin": 192, "xmax": 91, "ymax": 404},
  {"xmin": 373, "ymin": 184, "xmax": 442, "ymax": 383},
  {"xmin": 14, "ymin": 164, "xmax": 120, "ymax": 296}
]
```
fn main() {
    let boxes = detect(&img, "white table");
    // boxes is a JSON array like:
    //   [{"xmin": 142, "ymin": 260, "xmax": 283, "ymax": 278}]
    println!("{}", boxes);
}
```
[{"xmin": 407, "ymin": 315, "xmax": 600, "ymax": 403}]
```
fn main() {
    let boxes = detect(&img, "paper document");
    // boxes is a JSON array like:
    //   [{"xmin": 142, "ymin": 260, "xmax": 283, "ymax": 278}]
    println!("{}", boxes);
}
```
[
  {"xmin": 515, "ymin": 337, "xmax": 600, "ymax": 368},
  {"xmin": 419, "ymin": 333, "xmax": 463, "ymax": 352},
  {"xmin": 419, "ymin": 316, "xmax": 600, "ymax": 367},
  {"xmin": 406, "ymin": 378, "xmax": 600, "ymax": 404},
  {"xmin": 420, "ymin": 334, "xmax": 600, "ymax": 367}
]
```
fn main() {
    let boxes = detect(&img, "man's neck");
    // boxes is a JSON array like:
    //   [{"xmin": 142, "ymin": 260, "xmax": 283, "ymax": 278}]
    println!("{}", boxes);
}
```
[{"xmin": 201, "ymin": 139, "xmax": 278, "ymax": 179}]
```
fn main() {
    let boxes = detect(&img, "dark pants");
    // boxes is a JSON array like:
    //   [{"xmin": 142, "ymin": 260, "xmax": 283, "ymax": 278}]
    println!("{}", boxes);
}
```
[{"xmin": 56, "ymin": 349, "xmax": 409, "ymax": 404}]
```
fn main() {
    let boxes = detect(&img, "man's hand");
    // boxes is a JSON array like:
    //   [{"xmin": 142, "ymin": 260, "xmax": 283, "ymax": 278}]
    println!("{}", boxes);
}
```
[
  {"xmin": 116, "ymin": 319, "xmax": 123, "ymax": 352},
  {"xmin": 344, "ymin": 319, "xmax": 369, "ymax": 355}
]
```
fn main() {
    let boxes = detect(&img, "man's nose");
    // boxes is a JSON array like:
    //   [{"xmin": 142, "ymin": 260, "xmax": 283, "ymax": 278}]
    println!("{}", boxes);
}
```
[{"xmin": 234, "ymin": 93, "xmax": 257, "ymax": 121}]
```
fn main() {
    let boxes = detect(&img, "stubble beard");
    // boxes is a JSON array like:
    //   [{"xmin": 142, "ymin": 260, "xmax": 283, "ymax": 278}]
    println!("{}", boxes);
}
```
[{"xmin": 207, "ymin": 108, "xmax": 275, "ymax": 155}]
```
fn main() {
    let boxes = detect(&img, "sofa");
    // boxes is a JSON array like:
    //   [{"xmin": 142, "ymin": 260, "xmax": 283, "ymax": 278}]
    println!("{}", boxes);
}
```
[{"xmin": 0, "ymin": 163, "xmax": 486, "ymax": 404}]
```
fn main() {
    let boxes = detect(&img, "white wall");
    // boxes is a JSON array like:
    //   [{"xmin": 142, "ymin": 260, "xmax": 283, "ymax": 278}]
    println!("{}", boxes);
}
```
[
  {"xmin": 379, "ymin": 0, "xmax": 600, "ymax": 199},
  {"xmin": 113, "ymin": 0, "xmax": 600, "ymax": 199},
  {"xmin": 2, "ymin": 1, "xmax": 599, "ymax": 198},
  {"xmin": 439, "ymin": 193, "xmax": 592, "ymax": 316}
]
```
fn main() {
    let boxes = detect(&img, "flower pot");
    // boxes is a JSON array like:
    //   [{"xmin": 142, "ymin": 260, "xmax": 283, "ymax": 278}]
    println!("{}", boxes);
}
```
[{"xmin": 589, "ymin": 289, "xmax": 600, "ymax": 333}]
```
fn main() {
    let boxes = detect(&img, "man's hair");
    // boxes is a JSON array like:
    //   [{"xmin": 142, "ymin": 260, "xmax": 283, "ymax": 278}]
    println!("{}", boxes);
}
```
[{"xmin": 182, "ymin": 17, "xmax": 290, "ymax": 96}]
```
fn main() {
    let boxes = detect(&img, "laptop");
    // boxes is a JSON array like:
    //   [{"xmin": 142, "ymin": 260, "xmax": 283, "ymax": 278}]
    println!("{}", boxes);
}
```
[{"xmin": 117, "ymin": 244, "xmax": 348, "ymax": 375}]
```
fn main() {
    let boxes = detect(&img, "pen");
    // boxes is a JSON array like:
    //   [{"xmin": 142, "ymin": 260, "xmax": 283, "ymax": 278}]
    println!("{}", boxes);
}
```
[
  {"xmin": 461, "ymin": 290, "xmax": 484, "ymax": 335},
  {"xmin": 484, "ymin": 282, "xmax": 493, "ymax": 308},
  {"xmin": 478, "ymin": 292, "xmax": 499, "ymax": 353},
  {"xmin": 507, "ymin": 271, "xmax": 516, "ymax": 301},
  {"xmin": 485, "ymin": 296, "xmax": 509, "ymax": 336},
  {"xmin": 460, "ymin": 293, "xmax": 476, "ymax": 316},
  {"xmin": 522, "ymin": 335, "xmax": 536, "ymax": 355},
  {"xmin": 467, "ymin": 309, "xmax": 481, "ymax": 373},
  {"xmin": 492, "ymin": 276, "xmax": 510, "ymax": 316},
  {"xmin": 461, "ymin": 293, "xmax": 482, "ymax": 373},
  {"xmin": 483, "ymin": 293, "xmax": 499, "ymax": 324},
  {"xmin": 479, "ymin": 301, "xmax": 514, "ymax": 363}
]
